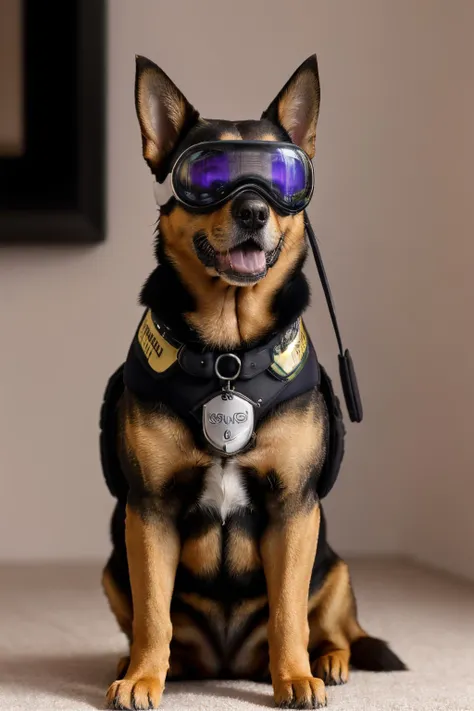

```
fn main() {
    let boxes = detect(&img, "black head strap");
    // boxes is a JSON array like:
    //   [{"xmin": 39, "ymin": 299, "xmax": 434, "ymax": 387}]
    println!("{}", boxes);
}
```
[{"xmin": 304, "ymin": 212, "xmax": 363, "ymax": 423}]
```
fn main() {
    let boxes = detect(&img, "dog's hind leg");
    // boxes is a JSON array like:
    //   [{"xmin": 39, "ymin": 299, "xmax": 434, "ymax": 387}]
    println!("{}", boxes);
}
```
[
  {"xmin": 102, "ymin": 501, "xmax": 134, "ymax": 679},
  {"xmin": 308, "ymin": 560, "xmax": 356, "ymax": 686},
  {"xmin": 102, "ymin": 562, "xmax": 133, "ymax": 642},
  {"xmin": 102, "ymin": 562, "xmax": 133, "ymax": 679},
  {"xmin": 308, "ymin": 559, "xmax": 406, "ymax": 686}
]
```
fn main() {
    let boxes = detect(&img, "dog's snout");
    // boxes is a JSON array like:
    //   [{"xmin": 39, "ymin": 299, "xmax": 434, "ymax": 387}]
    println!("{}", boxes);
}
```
[{"xmin": 232, "ymin": 192, "xmax": 269, "ymax": 231}]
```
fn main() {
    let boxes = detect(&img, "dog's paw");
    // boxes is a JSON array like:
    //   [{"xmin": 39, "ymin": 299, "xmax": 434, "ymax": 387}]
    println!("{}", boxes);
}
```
[
  {"xmin": 106, "ymin": 677, "xmax": 164, "ymax": 710},
  {"xmin": 273, "ymin": 676, "xmax": 327, "ymax": 709},
  {"xmin": 312, "ymin": 650, "xmax": 349, "ymax": 686}
]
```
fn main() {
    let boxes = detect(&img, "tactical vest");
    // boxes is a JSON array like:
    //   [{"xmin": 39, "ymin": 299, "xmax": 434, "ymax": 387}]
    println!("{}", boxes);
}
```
[{"xmin": 99, "ymin": 309, "xmax": 346, "ymax": 503}]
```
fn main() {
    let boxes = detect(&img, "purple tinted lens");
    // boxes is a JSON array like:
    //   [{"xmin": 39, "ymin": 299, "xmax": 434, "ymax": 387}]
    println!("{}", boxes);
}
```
[
  {"xmin": 189, "ymin": 152, "xmax": 230, "ymax": 190},
  {"xmin": 271, "ymin": 153, "xmax": 305, "ymax": 199}
]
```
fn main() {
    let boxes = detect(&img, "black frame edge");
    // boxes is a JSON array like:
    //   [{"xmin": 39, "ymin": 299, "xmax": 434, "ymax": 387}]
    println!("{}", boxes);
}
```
[{"xmin": 0, "ymin": 0, "xmax": 106, "ymax": 245}]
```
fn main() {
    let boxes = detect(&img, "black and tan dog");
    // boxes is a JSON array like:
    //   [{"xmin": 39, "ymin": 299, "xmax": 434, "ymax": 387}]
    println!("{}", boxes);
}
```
[{"xmin": 100, "ymin": 55, "xmax": 405, "ymax": 710}]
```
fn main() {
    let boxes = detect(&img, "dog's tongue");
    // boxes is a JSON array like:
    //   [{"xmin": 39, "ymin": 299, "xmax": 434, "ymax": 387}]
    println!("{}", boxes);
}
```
[{"xmin": 217, "ymin": 245, "xmax": 266, "ymax": 275}]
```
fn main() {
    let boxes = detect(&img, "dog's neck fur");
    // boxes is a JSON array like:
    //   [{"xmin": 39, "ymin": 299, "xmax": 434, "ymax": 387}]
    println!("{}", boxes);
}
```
[{"xmin": 140, "ymin": 230, "xmax": 311, "ymax": 351}]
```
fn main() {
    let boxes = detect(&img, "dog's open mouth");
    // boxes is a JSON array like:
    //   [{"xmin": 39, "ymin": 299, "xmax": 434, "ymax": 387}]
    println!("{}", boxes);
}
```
[
  {"xmin": 216, "ymin": 243, "xmax": 266, "ymax": 276},
  {"xmin": 193, "ymin": 233, "xmax": 283, "ymax": 283}
]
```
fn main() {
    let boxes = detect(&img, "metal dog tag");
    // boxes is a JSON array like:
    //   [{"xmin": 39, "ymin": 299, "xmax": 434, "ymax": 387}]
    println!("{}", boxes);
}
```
[{"xmin": 202, "ymin": 391, "xmax": 254, "ymax": 455}]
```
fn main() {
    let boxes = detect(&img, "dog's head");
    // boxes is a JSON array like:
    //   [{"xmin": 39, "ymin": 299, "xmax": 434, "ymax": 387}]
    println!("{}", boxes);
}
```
[{"xmin": 135, "ymin": 56, "xmax": 320, "ymax": 288}]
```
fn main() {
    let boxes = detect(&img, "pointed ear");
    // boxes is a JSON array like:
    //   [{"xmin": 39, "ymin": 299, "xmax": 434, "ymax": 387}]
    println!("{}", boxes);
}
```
[
  {"xmin": 262, "ymin": 55, "xmax": 320, "ymax": 158},
  {"xmin": 135, "ymin": 55, "xmax": 199, "ymax": 175}
]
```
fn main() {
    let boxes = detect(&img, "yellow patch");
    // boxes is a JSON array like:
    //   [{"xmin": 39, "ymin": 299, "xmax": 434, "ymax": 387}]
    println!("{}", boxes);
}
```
[
  {"xmin": 137, "ymin": 310, "xmax": 178, "ymax": 374},
  {"xmin": 270, "ymin": 319, "xmax": 309, "ymax": 380}
]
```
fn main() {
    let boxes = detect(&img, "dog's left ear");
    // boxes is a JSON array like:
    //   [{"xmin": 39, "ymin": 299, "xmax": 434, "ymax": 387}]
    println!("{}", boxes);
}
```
[
  {"xmin": 262, "ymin": 55, "xmax": 320, "ymax": 158},
  {"xmin": 135, "ymin": 55, "xmax": 199, "ymax": 176}
]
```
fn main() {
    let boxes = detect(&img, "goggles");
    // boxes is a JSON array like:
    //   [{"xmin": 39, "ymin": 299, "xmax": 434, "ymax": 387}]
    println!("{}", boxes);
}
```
[{"xmin": 154, "ymin": 140, "xmax": 314, "ymax": 214}]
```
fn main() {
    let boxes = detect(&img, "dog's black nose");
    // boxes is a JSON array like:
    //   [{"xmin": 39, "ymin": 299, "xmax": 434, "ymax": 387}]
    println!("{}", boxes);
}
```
[{"xmin": 232, "ymin": 192, "xmax": 269, "ymax": 231}]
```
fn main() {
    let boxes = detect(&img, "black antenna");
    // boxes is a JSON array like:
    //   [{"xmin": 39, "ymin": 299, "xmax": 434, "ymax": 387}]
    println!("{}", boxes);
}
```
[{"xmin": 304, "ymin": 212, "xmax": 363, "ymax": 423}]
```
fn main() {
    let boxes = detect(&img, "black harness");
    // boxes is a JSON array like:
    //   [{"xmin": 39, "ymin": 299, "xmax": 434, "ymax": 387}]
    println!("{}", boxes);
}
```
[
  {"xmin": 99, "ymin": 214, "xmax": 362, "ymax": 503},
  {"xmin": 124, "ymin": 312, "xmax": 319, "ymax": 432}
]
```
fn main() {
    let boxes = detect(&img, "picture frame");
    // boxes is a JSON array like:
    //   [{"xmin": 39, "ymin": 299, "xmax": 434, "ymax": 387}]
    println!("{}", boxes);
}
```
[{"xmin": 0, "ymin": 0, "xmax": 106, "ymax": 244}]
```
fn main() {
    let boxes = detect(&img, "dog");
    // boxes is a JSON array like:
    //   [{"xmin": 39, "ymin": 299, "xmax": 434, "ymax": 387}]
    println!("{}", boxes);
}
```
[{"xmin": 100, "ymin": 54, "xmax": 406, "ymax": 710}]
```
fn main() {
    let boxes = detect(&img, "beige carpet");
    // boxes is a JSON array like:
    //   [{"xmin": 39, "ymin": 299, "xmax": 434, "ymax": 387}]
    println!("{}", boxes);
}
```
[{"xmin": 0, "ymin": 559, "xmax": 473, "ymax": 711}]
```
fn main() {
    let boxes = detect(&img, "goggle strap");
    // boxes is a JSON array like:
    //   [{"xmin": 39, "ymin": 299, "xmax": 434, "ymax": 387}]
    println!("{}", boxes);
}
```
[
  {"xmin": 153, "ymin": 175, "xmax": 173, "ymax": 207},
  {"xmin": 304, "ymin": 212, "xmax": 363, "ymax": 423}
]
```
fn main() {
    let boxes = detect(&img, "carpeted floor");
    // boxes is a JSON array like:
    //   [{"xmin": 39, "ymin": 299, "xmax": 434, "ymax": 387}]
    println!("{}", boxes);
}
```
[{"xmin": 0, "ymin": 559, "xmax": 473, "ymax": 711}]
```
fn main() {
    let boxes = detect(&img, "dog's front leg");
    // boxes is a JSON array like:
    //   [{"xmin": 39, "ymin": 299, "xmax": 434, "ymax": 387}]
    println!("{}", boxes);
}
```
[
  {"xmin": 107, "ymin": 500, "xmax": 179, "ymax": 710},
  {"xmin": 261, "ymin": 502, "xmax": 326, "ymax": 709}
]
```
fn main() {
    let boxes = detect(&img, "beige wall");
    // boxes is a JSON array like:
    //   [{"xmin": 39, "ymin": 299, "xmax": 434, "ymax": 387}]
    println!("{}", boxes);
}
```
[{"xmin": 0, "ymin": 0, "xmax": 472, "ymax": 579}]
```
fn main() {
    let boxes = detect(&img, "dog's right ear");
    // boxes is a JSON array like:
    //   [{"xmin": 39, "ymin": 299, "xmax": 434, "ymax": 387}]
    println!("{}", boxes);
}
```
[{"xmin": 135, "ymin": 55, "xmax": 199, "ymax": 176}]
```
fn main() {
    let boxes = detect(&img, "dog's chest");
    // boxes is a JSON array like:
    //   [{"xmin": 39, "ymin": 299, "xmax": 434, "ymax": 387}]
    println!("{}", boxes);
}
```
[{"xmin": 198, "ymin": 459, "xmax": 250, "ymax": 523}]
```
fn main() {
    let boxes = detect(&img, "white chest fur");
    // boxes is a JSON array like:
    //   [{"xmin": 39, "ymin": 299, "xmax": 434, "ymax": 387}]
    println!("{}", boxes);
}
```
[{"xmin": 198, "ymin": 459, "xmax": 250, "ymax": 523}]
